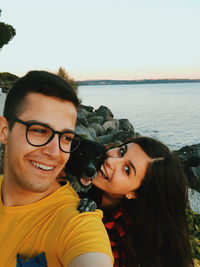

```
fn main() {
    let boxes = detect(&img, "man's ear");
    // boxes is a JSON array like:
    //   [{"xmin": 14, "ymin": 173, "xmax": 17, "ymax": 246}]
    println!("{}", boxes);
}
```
[
  {"xmin": 126, "ymin": 191, "xmax": 137, "ymax": 200},
  {"xmin": 0, "ymin": 116, "xmax": 9, "ymax": 145}
]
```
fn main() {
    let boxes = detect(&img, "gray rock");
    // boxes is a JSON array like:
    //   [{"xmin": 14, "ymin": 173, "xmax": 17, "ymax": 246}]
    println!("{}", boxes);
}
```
[
  {"xmin": 87, "ymin": 111, "xmax": 97, "ymax": 118},
  {"xmin": 89, "ymin": 122, "xmax": 105, "ymax": 136},
  {"xmin": 96, "ymin": 105, "xmax": 114, "ymax": 122},
  {"xmin": 75, "ymin": 125, "xmax": 94, "ymax": 140},
  {"xmin": 112, "ymin": 129, "xmax": 136, "ymax": 143},
  {"xmin": 188, "ymin": 166, "xmax": 200, "ymax": 193},
  {"xmin": 103, "ymin": 119, "xmax": 119, "ymax": 131},
  {"xmin": 105, "ymin": 127, "xmax": 115, "ymax": 134},
  {"xmin": 175, "ymin": 144, "xmax": 200, "ymax": 193},
  {"xmin": 98, "ymin": 132, "xmax": 116, "ymax": 144},
  {"xmin": 80, "ymin": 104, "xmax": 94, "ymax": 112},
  {"xmin": 76, "ymin": 111, "xmax": 89, "ymax": 127},
  {"xmin": 78, "ymin": 107, "xmax": 90, "ymax": 118},
  {"xmin": 176, "ymin": 143, "xmax": 200, "ymax": 164},
  {"xmin": 87, "ymin": 127, "xmax": 97, "ymax": 139},
  {"xmin": 119, "ymin": 119, "xmax": 134, "ymax": 132},
  {"xmin": 188, "ymin": 188, "xmax": 200, "ymax": 214},
  {"xmin": 88, "ymin": 116, "xmax": 104, "ymax": 125},
  {"xmin": 98, "ymin": 129, "xmax": 136, "ymax": 146}
]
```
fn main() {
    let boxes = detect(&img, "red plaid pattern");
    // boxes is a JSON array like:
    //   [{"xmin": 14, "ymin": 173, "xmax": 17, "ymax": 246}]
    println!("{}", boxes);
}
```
[{"xmin": 103, "ymin": 207, "xmax": 130, "ymax": 267}]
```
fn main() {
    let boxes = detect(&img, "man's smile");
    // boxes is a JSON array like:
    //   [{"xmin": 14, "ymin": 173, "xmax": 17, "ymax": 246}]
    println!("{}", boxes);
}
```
[{"xmin": 31, "ymin": 160, "xmax": 55, "ymax": 171}]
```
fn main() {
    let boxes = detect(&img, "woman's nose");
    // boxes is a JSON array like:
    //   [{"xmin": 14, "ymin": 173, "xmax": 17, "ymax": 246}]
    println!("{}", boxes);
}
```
[
  {"xmin": 105, "ymin": 155, "xmax": 122, "ymax": 169},
  {"xmin": 106, "ymin": 147, "xmax": 119, "ymax": 158}
]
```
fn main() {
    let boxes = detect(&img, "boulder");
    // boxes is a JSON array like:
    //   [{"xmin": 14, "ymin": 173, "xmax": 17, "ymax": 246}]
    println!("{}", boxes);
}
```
[
  {"xmin": 75, "ymin": 125, "xmax": 94, "ymax": 140},
  {"xmin": 175, "ymin": 144, "xmax": 200, "ymax": 193},
  {"xmin": 119, "ymin": 119, "xmax": 134, "ymax": 132},
  {"xmin": 96, "ymin": 105, "xmax": 114, "ymax": 122},
  {"xmin": 87, "ymin": 111, "xmax": 97, "ymax": 118},
  {"xmin": 103, "ymin": 119, "xmax": 119, "ymax": 132},
  {"xmin": 98, "ymin": 132, "xmax": 116, "ymax": 145},
  {"xmin": 187, "ymin": 166, "xmax": 200, "ymax": 193},
  {"xmin": 76, "ymin": 111, "xmax": 89, "ymax": 127},
  {"xmin": 78, "ymin": 106, "xmax": 90, "ymax": 118},
  {"xmin": 89, "ymin": 122, "xmax": 105, "ymax": 136},
  {"xmin": 105, "ymin": 127, "xmax": 115, "ymax": 134},
  {"xmin": 80, "ymin": 104, "xmax": 94, "ymax": 113},
  {"xmin": 88, "ymin": 116, "xmax": 104, "ymax": 125},
  {"xmin": 188, "ymin": 188, "xmax": 200, "ymax": 214},
  {"xmin": 112, "ymin": 129, "xmax": 136, "ymax": 143},
  {"xmin": 176, "ymin": 144, "xmax": 200, "ymax": 165},
  {"xmin": 87, "ymin": 127, "xmax": 97, "ymax": 140}
]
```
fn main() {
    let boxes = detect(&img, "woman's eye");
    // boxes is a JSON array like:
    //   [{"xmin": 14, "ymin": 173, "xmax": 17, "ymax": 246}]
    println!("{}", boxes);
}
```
[
  {"xmin": 124, "ymin": 166, "xmax": 130, "ymax": 175},
  {"xmin": 119, "ymin": 147, "xmax": 125, "ymax": 157}
]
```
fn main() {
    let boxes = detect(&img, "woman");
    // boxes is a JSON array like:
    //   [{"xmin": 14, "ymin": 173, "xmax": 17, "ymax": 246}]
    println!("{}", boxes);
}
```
[{"xmin": 85, "ymin": 136, "xmax": 194, "ymax": 267}]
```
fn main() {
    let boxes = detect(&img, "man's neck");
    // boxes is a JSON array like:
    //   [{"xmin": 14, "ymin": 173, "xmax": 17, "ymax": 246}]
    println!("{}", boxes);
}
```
[{"xmin": 1, "ymin": 178, "xmax": 61, "ymax": 207}]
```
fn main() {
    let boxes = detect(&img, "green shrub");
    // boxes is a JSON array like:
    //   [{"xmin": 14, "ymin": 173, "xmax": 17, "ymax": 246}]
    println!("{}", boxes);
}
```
[
  {"xmin": 56, "ymin": 67, "xmax": 79, "ymax": 93},
  {"xmin": 187, "ymin": 208, "xmax": 200, "ymax": 260}
]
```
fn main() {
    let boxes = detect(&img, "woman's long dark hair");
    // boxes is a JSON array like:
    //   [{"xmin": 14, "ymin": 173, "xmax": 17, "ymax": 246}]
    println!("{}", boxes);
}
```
[
  {"xmin": 89, "ymin": 136, "xmax": 193, "ymax": 267},
  {"xmin": 123, "ymin": 137, "xmax": 193, "ymax": 267}
]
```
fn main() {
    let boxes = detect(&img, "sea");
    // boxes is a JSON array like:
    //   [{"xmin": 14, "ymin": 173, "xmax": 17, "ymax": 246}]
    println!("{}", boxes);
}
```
[
  {"xmin": 78, "ymin": 82, "xmax": 200, "ymax": 150},
  {"xmin": 0, "ymin": 82, "xmax": 199, "ymax": 150}
]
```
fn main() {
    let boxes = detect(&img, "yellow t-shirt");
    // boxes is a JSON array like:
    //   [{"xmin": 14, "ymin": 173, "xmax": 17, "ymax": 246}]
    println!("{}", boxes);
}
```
[
  {"xmin": 194, "ymin": 258, "xmax": 200, "ymax": 267},
  {"xmin": 0, "ymin": 177, "xmax": 113, "ymax": 266}
]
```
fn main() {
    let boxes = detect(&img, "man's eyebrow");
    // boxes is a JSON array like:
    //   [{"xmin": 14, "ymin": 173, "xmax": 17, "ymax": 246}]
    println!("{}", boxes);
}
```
[
  {"xmin": 27, "ymin": 120, "xmax": 74, "ymax": 132},
  {"xmin": 124, "ymin": 143, "xmax": 136, "ymax": 175}
]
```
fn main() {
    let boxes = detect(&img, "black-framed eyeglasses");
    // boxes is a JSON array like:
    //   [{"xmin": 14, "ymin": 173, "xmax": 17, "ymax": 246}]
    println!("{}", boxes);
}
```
[{"xmin": 7, "ymin": 117, "xmax": 81, "ymax": 153}]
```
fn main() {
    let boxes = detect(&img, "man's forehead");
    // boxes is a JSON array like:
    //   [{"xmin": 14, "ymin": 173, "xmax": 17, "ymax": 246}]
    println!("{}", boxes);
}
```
[
  {"xmin": 18, "ymin": 92, "xmax": 77, "ymax": 130},
  {"xmin": 21, "ymin": 92, "xmax": 76, "ymax": 111}
]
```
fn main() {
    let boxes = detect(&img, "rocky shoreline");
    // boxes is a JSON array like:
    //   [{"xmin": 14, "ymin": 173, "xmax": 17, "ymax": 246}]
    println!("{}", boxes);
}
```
[
  {"xmin": 75, "ymin": 104, "xmax": 200, "ymax": 214},
  {"xmin": 0, "ymin": 103, "xmax": 199, "ymax": 213}
]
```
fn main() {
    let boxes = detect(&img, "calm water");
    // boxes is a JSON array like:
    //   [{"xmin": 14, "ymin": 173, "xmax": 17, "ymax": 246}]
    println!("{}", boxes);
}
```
[
  {"xmin": 0, "ymin": 83, "xmax": 199, "ymax": 150},
  {"xmin": 78, "ymin": 83, "xmax": 200, "ymax": 150}
]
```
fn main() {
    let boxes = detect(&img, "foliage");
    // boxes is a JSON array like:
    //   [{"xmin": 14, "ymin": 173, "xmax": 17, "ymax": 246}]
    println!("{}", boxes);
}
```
[
  {"xmin": 0, "ymin": 72, "xmax": 18, "ymax": 93},
  {"xmin": 56, "ymin": 67, "xmax": 79, "ymax": 93},
  {"xmin": 0, "ymin": 10, "xmax": 16, "ymax": 50},
  {"xmin": 0, "ymin": 72, "xmax": 18, "ymax": 81},
  {"xmin": 187, "ymin": 208, "xmax": 200, "ymax": 262}
]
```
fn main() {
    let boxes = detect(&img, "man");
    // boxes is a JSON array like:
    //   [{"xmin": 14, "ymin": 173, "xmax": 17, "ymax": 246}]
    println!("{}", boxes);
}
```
[{"xmin": 0, "ymin": 71, "xmax": 113, "ymax": 266}]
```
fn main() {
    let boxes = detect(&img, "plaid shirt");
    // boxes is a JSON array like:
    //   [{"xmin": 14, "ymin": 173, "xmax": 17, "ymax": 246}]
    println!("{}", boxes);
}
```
[{"xmin": 103, "ymin": 207, "xmax": 131, "ymax": 267}]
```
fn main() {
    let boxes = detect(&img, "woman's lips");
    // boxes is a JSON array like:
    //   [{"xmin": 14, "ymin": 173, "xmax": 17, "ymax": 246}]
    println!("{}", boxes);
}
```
[{"xmin": 100, "ymin": 165, "xmax": 109, "ymax": 180}]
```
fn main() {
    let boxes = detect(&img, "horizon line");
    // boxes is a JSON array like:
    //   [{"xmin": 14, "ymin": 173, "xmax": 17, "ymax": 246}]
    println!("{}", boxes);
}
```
[{"xmin": 76, "ymin": 77, "xmax": 200, "ymax": 81}]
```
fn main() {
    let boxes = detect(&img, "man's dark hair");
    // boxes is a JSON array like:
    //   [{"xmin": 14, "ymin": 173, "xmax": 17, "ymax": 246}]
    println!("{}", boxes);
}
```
[{"xmin": 3, "ymin": 70, "xmax": 80, "ymax": 129}]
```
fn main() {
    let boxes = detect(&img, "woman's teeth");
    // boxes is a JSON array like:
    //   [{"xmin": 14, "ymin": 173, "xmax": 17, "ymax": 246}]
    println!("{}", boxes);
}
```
[
  {"xmin": 31, "ymin": 161, "xmax": 54, "ymax": 171},
  {"xmin": 101, "ymin": 165, "xmax": 109, "ymax": 180}
]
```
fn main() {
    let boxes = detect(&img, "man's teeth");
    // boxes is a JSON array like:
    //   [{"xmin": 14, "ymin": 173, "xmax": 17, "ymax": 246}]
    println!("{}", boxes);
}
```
[
  {"xmin": 31, "ymin": 161, "xmax": 54, "ymax": 171},
  {"xmin": 101, "ymin": 165, "xmax": 109, "ymax": 180}
]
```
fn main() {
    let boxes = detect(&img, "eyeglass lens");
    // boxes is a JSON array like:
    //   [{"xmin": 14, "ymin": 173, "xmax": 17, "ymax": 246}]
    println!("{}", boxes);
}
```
[{"xmin": 27, "ymin": 124, "xmax": 79, "ymax": 152}]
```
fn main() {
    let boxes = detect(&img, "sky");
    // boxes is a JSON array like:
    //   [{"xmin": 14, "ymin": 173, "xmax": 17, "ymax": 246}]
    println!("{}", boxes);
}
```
[{"xmin": 0, "ymin": 0, "xmax": 200, "ymax": 80}]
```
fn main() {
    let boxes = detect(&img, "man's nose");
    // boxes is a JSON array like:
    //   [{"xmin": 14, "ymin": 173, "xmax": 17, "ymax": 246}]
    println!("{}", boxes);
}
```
[{"xmin": 42, "ymin": 135, "xmax": 60, "ymax": 156}]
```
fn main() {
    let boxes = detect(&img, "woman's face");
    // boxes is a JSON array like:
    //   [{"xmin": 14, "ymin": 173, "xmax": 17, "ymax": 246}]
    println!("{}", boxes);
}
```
[{"xmin": 92, "ymin": 142, "xmax": 152, "ymax": 199}]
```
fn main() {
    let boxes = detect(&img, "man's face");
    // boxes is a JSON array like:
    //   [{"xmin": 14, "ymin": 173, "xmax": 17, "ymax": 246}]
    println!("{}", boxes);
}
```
[{"xmin": 1, "ymin": 92, "xmax": 77, "ymax": 196}]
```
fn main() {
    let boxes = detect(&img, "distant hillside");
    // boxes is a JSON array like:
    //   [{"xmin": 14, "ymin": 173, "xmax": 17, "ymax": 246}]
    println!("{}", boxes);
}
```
[
  {"xmin": 0, "ymin": 72, "xmax": 18, "ymax": 81},
  {"xmin": 77, "ymin": 79, "xmax": 200, "ymax": 86},
  {"xmin": 1, "ymin": 72, "xmax": 200, "ymax": 91}
]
